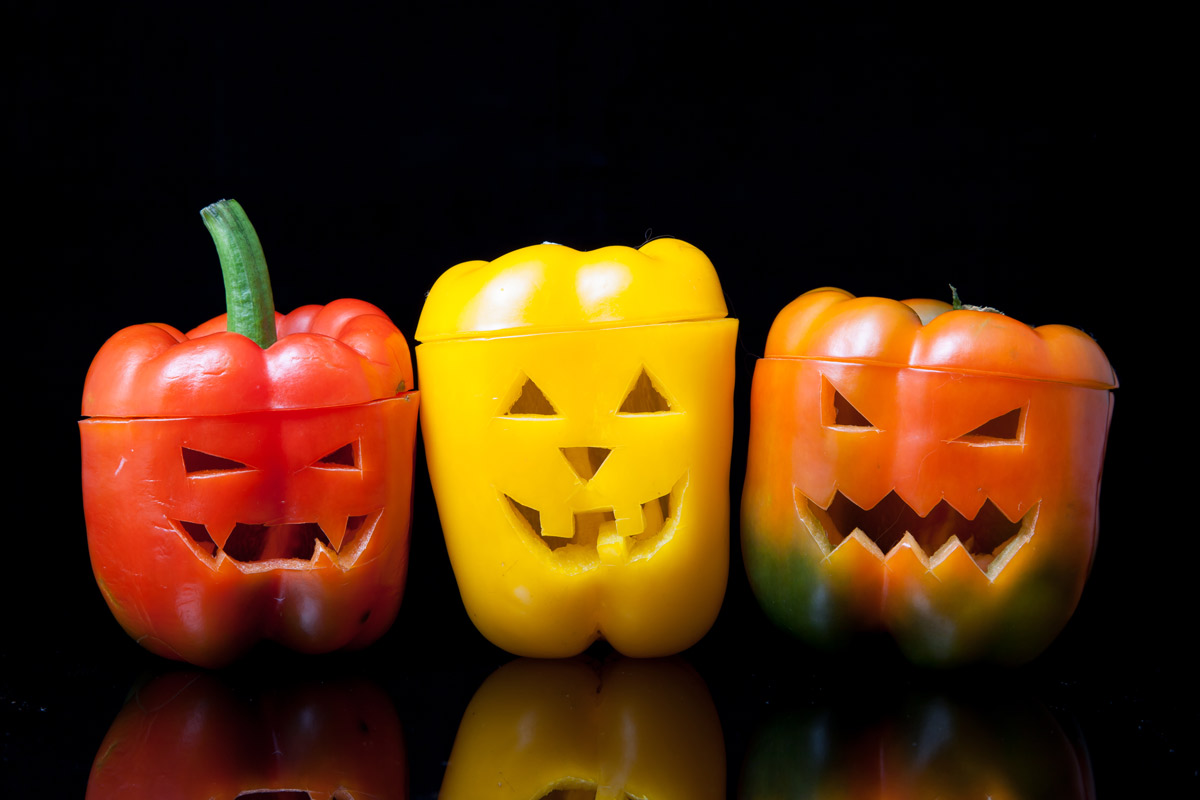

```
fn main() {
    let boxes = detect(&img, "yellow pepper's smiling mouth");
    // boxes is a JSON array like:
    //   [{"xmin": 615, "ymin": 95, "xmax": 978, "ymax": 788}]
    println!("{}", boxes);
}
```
[
  {"xmin": 503, "ymin": 477, "xmax": 687, "ymax": 569},
  {"xmin": 796, "ymin": 490, "xmax": 1038, "ymax": 580},
  {"xmin": 170, "ymin": 511, "xmax": 381, "ymax": 572}
]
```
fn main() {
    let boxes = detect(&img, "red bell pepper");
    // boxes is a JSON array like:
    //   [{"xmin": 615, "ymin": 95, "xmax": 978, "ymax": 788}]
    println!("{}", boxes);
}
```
[{"xmin": 80, "ymin": 200, "xmax": 419, "ymax": 667}]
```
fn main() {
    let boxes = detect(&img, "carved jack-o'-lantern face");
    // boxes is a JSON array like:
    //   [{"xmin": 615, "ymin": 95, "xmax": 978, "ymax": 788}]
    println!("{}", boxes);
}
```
[
  {"xmin": 742, "ymin": 289, "xmax": 1116, "ymax": 665},
  {"xmin": 417, "ymin": 240, "xmax": 737, "ymax": 658},
  {"xmin": 80, "ymin": 299, "xmax": 419, "ymax": 668},
  {"xmin": 81, "ymin": 399, "xmax": 418, "ymax": 668}
]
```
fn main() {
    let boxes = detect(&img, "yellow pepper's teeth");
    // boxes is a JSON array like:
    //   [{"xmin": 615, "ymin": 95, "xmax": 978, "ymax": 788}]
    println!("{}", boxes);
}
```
[
  {"xmin": 170, "ymin": 510, "xmax": 381, "ymax": 572},
  {"xmin": 504, "ymin": 478, "xmax": 684, "ymax": 569},
  {"xmin": 796, "ymin": 488, "xmax": 1038, "ymax": 577}
]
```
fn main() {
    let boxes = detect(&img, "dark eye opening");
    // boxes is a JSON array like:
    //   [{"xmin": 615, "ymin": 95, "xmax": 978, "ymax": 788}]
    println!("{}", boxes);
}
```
[
  {"xmin": 619, "ymin": 367, "xmax": 672, "ymax": 413},
  {"xmin": 314, "ymin": 442, "xmax": 359, "ymax": 469},
  {"xmin": 506, "ymin": 375, "xmax": 558, "ymax": 415},
  {"xmin": 822, "ymin": 376, "xmax": 876, "ymax": 429},
  {"xmin": 957, "ymin": 408, "xmax": 1023, "ymax": 443},
  {"xmin": 182, "ymin": 447, "xmax": 250, "ymax": 475},
  {"xmin": 832, "ymin": 389, "xmax": 873, "ymax": 427}
]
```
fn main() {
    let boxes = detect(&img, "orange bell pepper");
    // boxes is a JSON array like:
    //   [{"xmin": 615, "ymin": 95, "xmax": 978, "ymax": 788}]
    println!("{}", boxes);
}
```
[{"xmin": 742, "ymin": 287, "xmax": 1116, "ymax": 664}]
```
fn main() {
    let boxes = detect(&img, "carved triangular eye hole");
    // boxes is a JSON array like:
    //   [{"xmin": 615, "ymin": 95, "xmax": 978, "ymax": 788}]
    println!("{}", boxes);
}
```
[
  {"xmin": 957, "ymin": 408, "xmax": 1023, "ymax": 443},
  {"xmin": 830, "ymin": 387, "xmax": 875, "ymax": 428},
  {"xmin": 182, "ymin": 447, "xmax": 251, "ymax": 475},
  {"xmin": 314, "ymin": 442, "xmax": 358, "ymax": 469},
  {"xmin": 619, "ymin": 368, "xmax": 672, "ymax": 413},
  {"xmin": 506, "ymin": 375, "xmax": 558, "ymax": 415}
]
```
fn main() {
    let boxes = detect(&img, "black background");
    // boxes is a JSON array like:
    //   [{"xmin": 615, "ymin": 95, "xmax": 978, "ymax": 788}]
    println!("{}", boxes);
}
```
[{"xmin": 8, "ymin": 2, "xmax": 1190, "ymax": 795}]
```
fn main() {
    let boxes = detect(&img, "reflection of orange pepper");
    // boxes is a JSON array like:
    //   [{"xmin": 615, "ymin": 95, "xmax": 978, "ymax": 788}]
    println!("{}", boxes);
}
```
[
  {"xmin": 742, "ymin": 690, "xmax": 1095, "ymax": 799},
  {"xmin": 742, "ymin": 288, "xmax": 1115, "ymax": 664},
  {"xmin": 86, "ymin": 671, "xmax": 407, "ymax": 799},
  {"xmin": 80, "ymin": 201, "xmax": 418, "ymax": 667},
  {"xmin": 440, "ymin": 657, "xmax": 725, "ymax": 799}
]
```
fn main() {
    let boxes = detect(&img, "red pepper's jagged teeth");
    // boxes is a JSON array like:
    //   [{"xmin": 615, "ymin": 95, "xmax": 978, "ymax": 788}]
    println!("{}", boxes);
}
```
[
  {"xmin": 795, "ymin": 488, "xmax": 1039, "ymax": 577},
  {"xmin": 170, "ymin": 510, "xmax": 382, "ymax": 572}
]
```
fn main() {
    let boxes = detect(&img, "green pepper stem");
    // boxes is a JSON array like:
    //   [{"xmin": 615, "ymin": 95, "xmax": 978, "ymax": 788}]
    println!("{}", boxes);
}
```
[
  {"xmin": 948, "ymin": 284, "xmax": 1004, "ymax": 315},
  {"xmin": 201, "ymin": 199, "xmax": 277, "ymax": 348}
]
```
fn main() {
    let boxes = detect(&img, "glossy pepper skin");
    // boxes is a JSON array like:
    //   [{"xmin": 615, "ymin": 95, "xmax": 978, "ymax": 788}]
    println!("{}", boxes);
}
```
[
  {"xmin": 416, "ymin": 239, "xmax": 736, "ymax": 657},
  {"xmin": 742, "ymin": 288, "xmax": 1115, "ymax": 665},
  {"xmin": 439, "ymin": 657, "xmax": 725, "ymax": 800},
  {"xmin": 80, "ymin": 202, "xmax": 418, "ymax": 667}
]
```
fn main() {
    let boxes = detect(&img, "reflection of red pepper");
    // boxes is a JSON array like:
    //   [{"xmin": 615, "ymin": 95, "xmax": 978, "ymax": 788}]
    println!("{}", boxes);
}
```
[
  {"xmin": 86, "ymin": 671, "xmax": 407, "ymax": 799},
  {"xmin": 80, "ymin": 200, "xmax": 419, "ymax": 667}
]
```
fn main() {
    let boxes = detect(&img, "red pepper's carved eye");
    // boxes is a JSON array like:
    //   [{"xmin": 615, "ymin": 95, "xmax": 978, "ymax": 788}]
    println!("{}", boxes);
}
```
[
  {"xmin": 182, "ymin": 447, "xmax": 251, "ymax": 475},
  {"xmin": 618, "ymin": 367, "xmax": 672, "ymax": 413},
  {"xmin": 313, "ymin": 441, "xmax": 359, "ymax": 469},
  {"xmin": 824, "ymin": 379, "xmax": 877, "ymax": 429},
  {"xmin": 956, "ymin": 408, "xmax": 1024, "ymax": 444},
  {"xmin": 506, "ymin": 375, "xmax": 558, "ymax": 415}
]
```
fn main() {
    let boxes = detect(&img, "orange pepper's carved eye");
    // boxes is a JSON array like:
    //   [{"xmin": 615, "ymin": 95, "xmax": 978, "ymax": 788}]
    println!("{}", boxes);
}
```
[
  {"xmin": 822, "ymin": 377, "xmax": 877, "ymax": 429},
  {"xmin": 618, "ymin": 367, "xmax": 673, "ymax": 413},
  {"xmin": 954, "ymin": 408, "xmax": 1024, "ymax": 444}
]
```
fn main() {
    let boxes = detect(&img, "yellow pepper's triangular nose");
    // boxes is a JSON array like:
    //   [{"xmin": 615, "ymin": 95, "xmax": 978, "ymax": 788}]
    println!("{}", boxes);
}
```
[{"xmin": 560, "ymin": 446, "xmax": 612, "ymax": 482}]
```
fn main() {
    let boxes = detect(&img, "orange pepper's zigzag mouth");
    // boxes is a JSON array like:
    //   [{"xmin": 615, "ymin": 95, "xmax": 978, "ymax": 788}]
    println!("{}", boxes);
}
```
[
  {"xmin": 795, "ymin": 489, "xmax": 1038, "ymax": 581},
  {"xmin": 503, "ymin": 476, "xmax": 688, "ymax": 569},
  {"xmin": 169, "ymin": 510, "xmax": 382, "ymax": 572}
]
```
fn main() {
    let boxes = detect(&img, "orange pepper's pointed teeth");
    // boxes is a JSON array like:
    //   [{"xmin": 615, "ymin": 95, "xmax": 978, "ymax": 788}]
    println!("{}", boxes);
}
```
[
  {"xmin": 171, "ymin": 510, "xmax": 381, "ymax": 572},
  {"xmin": 797, "ymin": 489, "xmax": 1038, "ymax": 580},
  {"xmin": 502, "ymin": 477, "xmax": 685, "ymax": 569}
]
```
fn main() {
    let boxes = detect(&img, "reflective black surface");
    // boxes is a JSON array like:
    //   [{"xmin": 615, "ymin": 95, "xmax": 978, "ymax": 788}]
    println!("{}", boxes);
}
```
[{"xmin": 9, "ymin": 2, "xmax": 1190, "ymax": 794}]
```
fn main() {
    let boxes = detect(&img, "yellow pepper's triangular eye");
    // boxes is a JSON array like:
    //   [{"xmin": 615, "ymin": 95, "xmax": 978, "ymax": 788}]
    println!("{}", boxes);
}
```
[
  {"xmin": 506, "ymin": 375, "xmax": 558, "ymax": 415},
  {"xmin": 956, "ymin": 408, "xmax": 1024, "ymax": 443},
  {"xmin": 619, "ymin": 367, "xmax": 672, "ymax": 413}
]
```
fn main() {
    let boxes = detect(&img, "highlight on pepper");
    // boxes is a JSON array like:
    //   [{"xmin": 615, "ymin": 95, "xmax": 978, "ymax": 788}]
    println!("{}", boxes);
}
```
[
  {"xmin": 741, "ymin": 287, "xmax": 1116, "ymax": 665},
  {"xmin": 416, "ymin": 238, "xmax": 737, "ymax": 658},
  {"xmin": 79, "ymin": 199, "xmax": 419, "ymax": 668}
]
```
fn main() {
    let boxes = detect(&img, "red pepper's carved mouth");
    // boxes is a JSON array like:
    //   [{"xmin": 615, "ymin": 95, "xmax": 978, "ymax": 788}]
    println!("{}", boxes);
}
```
[
  {"xmin": 797, "ymin": 490, "xmax": 1038, "ymax": 579},
  {"xmin": 503, "ymin": 477, "xmax": 687, "ymax": 568},
  {"xmin": 170, "ymin": 510, "xmax": 381, "ymax": 572}
]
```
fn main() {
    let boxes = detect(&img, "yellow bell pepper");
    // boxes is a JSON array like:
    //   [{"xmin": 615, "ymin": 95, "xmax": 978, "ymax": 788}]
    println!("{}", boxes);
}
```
[
  {"xmin": 439, "ymin": 657, "xmax": 726, "ymax": 800},
  {"xmin": 416, "ymin": 239, "xmax": 737, "ymax": 657}
]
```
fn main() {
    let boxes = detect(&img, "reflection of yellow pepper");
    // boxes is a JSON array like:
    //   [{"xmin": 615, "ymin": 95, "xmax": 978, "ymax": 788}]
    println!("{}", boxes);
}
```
[
  {"xmin": 439, "ymin": 657, "xmax": 725, "ymax": 800},
  {"xmin": 416, "ymin": 239, "xmax": 737, "ymax": 657}
]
